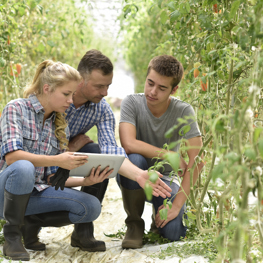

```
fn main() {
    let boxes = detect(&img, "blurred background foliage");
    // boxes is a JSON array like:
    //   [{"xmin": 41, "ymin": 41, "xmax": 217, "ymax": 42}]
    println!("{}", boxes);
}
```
[{"xmin": 0, "ymin": 0, "xmax": 115, "ymax": 110}]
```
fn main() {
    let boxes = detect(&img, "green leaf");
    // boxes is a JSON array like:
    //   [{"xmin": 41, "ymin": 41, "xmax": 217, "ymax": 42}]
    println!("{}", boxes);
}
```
[
  {"xmin": 157, "ymin": 0, "xmax": 163, "ymax": 8},
  {"xmin": 123, "ymin": 4, "xmax": 139, "ymax": 18},
  {"xmin": 224, "ymin": 152, "xmax": 240, "ymax": 164},
  {"xmin": 208, "ymin": 50, "xmax": 217, "ymax": 56},
  {"xmin": 258, "ymin": 139, "xmax": 263, "ymax": 158},
  {"xmin": 179, "ymin": 124, "xmax": 191, "ymax": 136},
  {"xmin": 37, "ymin": 42, "xmax": 45, "ymax": 52},
  {"xmin": 207, "ymin": 71, "xmax": 216, "ymax": 76},
  {"xmin": 244, "ymin": 148, "xmax": 256, "ymax": 161},
  {"xmin": 163, "ymin": 199, "xmax": 167, "ymax": 207},
  {"xmin": 148, "ymin": 4, "xmax": 156, "ymax": 15},
  {"xmin": 39, "ymin": 30, "xmax": 46, "ymax": 36},
  {"xmin": 160, "ymin": 10, "xmax": 169, "ymax": 25},
  {"xmin": 234, "ymin": 110, "xmax": 239, "ymax": 126},
  {"xmin": 215, "ymin": 119, "xmax": 225, "ymax": 133},
  {"xmin": 179, "ymin": 2, "xmax": 190, "ymax": 14},
  {"xmin": 212, "ymin": 163, "xmax": 225, "ymax": 181},
  {"xmin": 164, "ymin": 152, "xmax": 180, "ymax": 172},
  {"xmin": 167, "ymin": 1, "xmax": 176, "ymax": 11},
  {"xmin": 170, "ymin": 10, "xmax": 180, "ymax": 23},
  {"xmin": 185, "ymin": 2, "xmax": 190, "ymax": 13},
  {"xmin": 168, "ymin": 141, "xmax": 177, "ymax": 150},
  {"xmin": 144, "ymin": 182, "xmax": 153, "ymax": 201},
  {"xmin": 219, "ymin": 145, "xmax": 228, "ymax": 154},
  {"xmin": 18, "ymin": 6, "xmax": 25, "ymax": 16},
  {"xmin": 149, "ymin": 171, "xmax": 159, "ymax": 183},
  {"xmin": 167, "ymin": 200, "xmax": 172, "ymax": 209},
  {"xmin": 229, "ymin": 0, "xmax": 240, "ymax": 19},
  {"xmin": 124, "ymin": 6, "xmax": 131, "ymax": 18},
  {"xmin": 47, "ymin": 40, "xmax": 55, "ymax": 47},
  {"xmin": 196, "ymin": 31, "xmax": 208, "ymax": 38},
  {"xmin": 201, "ymin": 76, "xmax": 207, "ymax": 83},
  {"xmin": 187, "ymin": 211, "xmax": 196, "ymax": 220},
  {"xmin": 159, "ymin": 208, "xmax": 168, "ymax": 220},
  {"xmin": 0, "ymin": 57, "xmax": 6, "ymax": 67},
  {"xmin": 253, "ymin": 127, "xmax": 263, "ymax": 143},
  {"xmin": 165, "ymin": 126, "xmax": 175, "ymax": 138}
]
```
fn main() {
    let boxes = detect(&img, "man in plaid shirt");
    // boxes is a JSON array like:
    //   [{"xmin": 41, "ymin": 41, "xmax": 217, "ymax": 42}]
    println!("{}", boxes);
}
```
[{"xmin": 64, "ymin": 50, "xmax": 172, "ymax": 252}]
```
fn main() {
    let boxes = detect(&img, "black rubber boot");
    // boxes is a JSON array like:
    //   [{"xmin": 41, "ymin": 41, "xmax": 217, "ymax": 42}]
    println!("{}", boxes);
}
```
[
  {"xmin": 21, "ymin": 211, "xmax": 71, "ymax": 251},
  {"xmin": 3, "ymin": 190, "xmax": 31, "ymax": 261},
  {"xmin": 121, "ymin": 186, "xmax": 146, "ymax": 249},
  {"xmin": 70, "ymin": 179, "xmax": 108, "ymax": 252}
]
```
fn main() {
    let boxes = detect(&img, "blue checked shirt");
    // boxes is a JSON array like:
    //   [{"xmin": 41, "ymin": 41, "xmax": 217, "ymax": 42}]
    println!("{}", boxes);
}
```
[
  {"xmin": 0, "ymin": 95, "xmax": 68, "ymax": 191},
  {"xmin": 65, "ymin": 98, "xmax": 127, "ymax": 157}
]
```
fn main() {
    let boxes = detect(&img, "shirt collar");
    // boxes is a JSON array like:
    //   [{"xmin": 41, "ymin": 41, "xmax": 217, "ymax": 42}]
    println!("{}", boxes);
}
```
[
  {"xmin": 69, "ymin": 100, "xmax": 93, "ymax": 109},
  {"xmin": 69, "ymin": 97, "xmax": 105, "ymax": 110},
  {"xmin": 29, "ymin": 94, "xmax": 56, "ymax": 121}
]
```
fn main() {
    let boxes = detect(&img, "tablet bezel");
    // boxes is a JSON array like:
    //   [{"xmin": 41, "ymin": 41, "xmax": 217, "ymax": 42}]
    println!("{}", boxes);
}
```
[{"xmin": 69, "ymin": 153, "xmax": 125, "ymax": 178}]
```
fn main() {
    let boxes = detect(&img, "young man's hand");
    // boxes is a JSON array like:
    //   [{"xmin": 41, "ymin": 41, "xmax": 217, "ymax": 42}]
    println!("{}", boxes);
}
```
[
  {"xmin": 155, "ymin": 203, "xmax": 180, "ymax": 228},
  {"xmin": 137, "ymin": 170, "xmax": 172, "ymax": 198}
]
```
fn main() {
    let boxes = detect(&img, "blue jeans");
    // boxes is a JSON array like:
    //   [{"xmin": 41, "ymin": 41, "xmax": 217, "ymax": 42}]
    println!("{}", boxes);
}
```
[
  {"xmin": 116, "ymin": 153, "xmax": 187, "ymax": 241},
  {"xmin": 78, "ymin": 142, "xmax": 101, "ymax": 154},
  {"xmin": 0, "ymin": 160, "xmax": 101, "ymax": 224}
]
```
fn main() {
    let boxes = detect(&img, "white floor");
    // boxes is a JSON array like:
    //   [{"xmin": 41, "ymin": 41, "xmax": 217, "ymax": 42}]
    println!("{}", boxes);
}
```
[{"xmin": 0, "ymin": 178, "xmax": 208, "ymax": 263}]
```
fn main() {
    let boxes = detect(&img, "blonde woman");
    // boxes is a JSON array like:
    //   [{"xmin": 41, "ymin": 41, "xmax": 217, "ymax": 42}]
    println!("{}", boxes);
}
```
[{"xmin": 0, "ymin": 60, "xmax": 112, "ymax": 261}]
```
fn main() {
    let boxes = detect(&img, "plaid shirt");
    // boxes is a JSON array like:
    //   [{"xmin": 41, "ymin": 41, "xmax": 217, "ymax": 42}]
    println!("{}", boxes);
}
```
[
  {"xmin": 66, "ymin": 98, "xmax": 127, "ymax": 157},
  {"xmin": 0, "ymin": 95, "xmax": 67, "ymax": 191}
]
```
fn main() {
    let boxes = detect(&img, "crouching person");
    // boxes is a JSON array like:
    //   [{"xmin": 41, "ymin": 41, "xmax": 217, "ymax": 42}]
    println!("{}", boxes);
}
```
[
  {"xmin": 117, "ymin": 55, "xmax": 204, "ymax": 248},
  {"xmin": 0, "ymin": 60, "xmax": 112, "ymax": 261}
]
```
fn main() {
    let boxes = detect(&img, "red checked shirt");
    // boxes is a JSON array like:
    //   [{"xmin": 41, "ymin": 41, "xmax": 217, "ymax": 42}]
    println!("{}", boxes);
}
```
[{"xmin": 0, "ymin": 95, "xmax": 68, "ymax": 191}]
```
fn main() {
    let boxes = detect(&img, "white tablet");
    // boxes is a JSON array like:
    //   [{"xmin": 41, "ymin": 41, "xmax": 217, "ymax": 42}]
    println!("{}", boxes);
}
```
[{"xmin": 69, "ymin": 153, "xmax": 125, "ymax": 179}]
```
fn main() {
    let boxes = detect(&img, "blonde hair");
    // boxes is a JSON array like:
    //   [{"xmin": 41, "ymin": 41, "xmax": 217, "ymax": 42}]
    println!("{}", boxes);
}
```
[{"xmin": 24, "ymin": 60, "xmax": 82, "ymax": 150}]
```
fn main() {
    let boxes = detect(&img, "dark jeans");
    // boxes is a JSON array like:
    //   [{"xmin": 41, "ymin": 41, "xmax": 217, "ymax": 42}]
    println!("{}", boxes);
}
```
[
  {"xmin": 78, "ymin": 142, "xmax": 109, "ymax": 201},
  {"xmin": 116, "ymin": 153, "xmax": 187, "ymax": 241}
]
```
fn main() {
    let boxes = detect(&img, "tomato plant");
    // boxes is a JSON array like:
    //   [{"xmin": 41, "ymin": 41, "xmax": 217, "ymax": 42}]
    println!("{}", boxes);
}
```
[{"xmin": 119, "ymin": 0, "xmax": 263, "ymax": 261}]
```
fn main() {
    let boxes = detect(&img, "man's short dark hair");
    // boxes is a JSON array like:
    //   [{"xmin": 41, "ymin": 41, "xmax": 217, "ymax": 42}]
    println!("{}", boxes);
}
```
[
  {"xmin": 147, "ymin": 55, "xmax": 184, "ymax": 88},
  {"xmin": 78, "ymin": 49, "xmax": 113, "ymax": 78}
]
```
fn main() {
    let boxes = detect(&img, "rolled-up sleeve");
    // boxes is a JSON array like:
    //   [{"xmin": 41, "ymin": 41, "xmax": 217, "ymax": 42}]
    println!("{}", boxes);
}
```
[
  {"xmin": 1, "ymin": 103, "xmax": 24, "ymax": 159},
  {"xmin": 97, "ymin": 105, "xmax": 127, "ymax": 157}
]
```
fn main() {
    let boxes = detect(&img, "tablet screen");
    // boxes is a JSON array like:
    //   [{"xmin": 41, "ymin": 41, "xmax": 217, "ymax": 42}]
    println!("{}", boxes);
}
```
[{"xmin": 69, "ymin": 153, "xmax": 125, "ymax": 178}]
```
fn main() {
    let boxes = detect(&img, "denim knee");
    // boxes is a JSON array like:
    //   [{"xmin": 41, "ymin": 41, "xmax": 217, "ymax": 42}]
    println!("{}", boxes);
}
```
[
  {"xmin": 78, "ymin": 143, "xmax": 101, "ymax": 154},
  {"xmin": 158, "ymin": 209, "xmax": 187, "ymax": 241},
  {"xmin": 128, "ymin": 154, "xmax": 148, "ymax": 170},
  {"xmin": 5, "ymin": 160, "xmax": 35, "ymax": 194},
  {"xmin": 76, "ymin": 194, "xmax": 102, "ymax": 223}
]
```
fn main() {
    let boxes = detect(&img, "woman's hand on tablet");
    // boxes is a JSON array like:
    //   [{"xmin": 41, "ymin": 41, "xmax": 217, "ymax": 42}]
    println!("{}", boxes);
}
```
[
  {"xmin": 62, "ymin": 166, "xmax": 114, "ymax": 188},
  {"xmin": 54, "ymin": 152, "xmax": 88, "ymax": 170},
  {"xmin": 83, "ymin": 165, "xmax": 113, "ymax": 186}
]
